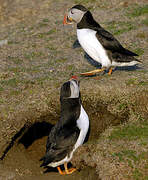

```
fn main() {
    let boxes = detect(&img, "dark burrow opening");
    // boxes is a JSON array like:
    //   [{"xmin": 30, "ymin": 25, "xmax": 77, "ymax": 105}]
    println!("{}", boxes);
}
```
[
  {"xmin": 18, "ymin": 121, "xmax": 59, "ymax": 173},
  {"xmin": 0, "ymin": 122, "xmax": 54, "ymax": 161},
  {"xmin": 18, "ymin": 121, "xmax": 53, "ymax": 149}
]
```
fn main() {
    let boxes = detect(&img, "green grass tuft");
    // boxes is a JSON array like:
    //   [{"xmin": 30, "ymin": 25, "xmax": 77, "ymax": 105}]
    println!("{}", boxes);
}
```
[
  {"xmin": 46, "ymin": 45, "xmax": 56, "ymax": 51},
  {"xmin": 132, "ymin": 169, "xmax": 143, "ymax": 180},
  {"xmin": 112, "ymin": 150, "xmax": 138, "ymax": 163},
  {"xmin": 55, "ymin": 58, "xmax": 67, "ymax": 63},
  {"xmin": 36, "ymin": 29, "xmax": 56, "ymax": 38},
  {"xmin": 0, "ymin": 86, "xmax": 4, "ymax": 91},
  {"xmin": 142, "ymin": 18, "xmax": 148, "ymax": 26},
  {"xmin": 126, "ymin": 78, "xmax": 137, "ymax": 86},
  {"xmin": 134, "ymin": 48, "xmax": 144, "ymax": 56},
  {"xmin": 0, "ymin": 78, "xmax": 19, "ymax": 88},
  {"xmin": 42, "ymin": 18, "xmax": 49, "ymax": 22},
  {"xmin": 10, "ymin": 90, "xmax": 21, "ymax": 96},
  {"xmin": 112, "ymin": 149, "xmax": 148, "ymax": 177},
  {"xmin": 38, "ymin": 22, "xmax": 48, "ymax": 27},
  {"xmin": 138, "ymin": 81, "xmax": 148, "ymax": 86},
  {"xmin": 108, "ymin": 121, "xmax": 148, "ymax": 140},
  {"xmin": 106, "ymin": 21, "xmax": 135, "ymax": 36},
  {"xmin": 46, "ymin": 29, "xmax": 56, "ymax": 35},
  {"xmin": 7, "ymin": 56, "xmax": 22, "ymax": 64},
  {"xmin": 118, "ymin": 103, "xmax": 127, "ymax": 110},
  {"xmin": 126, "ymin": 5, "xmax": 148, "ymax": 17},
  {"xmin": 24, "ymin": 51, "xmax": 44, "ymax": 59}
]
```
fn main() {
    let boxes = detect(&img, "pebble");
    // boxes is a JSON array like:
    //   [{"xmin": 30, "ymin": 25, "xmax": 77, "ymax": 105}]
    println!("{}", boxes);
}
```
[{"xmin": 0, "ymin": 40, "xmax": 8, "ymax": 47}]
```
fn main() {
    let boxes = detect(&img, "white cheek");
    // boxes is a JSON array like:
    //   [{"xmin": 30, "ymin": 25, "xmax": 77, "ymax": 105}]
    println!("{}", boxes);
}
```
[
  {"xmin": 69, "ymin": 10, "xmax": 84, "ymax": 23},
  {"xmin": 69, "ymin": 82, "xmax": 79, "ymax": 98}
]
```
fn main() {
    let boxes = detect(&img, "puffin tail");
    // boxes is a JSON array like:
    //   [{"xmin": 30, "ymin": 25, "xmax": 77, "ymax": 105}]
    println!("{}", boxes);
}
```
[
  {"xmin": 40, "ymin": 154, "xmax": 53, "ymax": 167},
  {"xmin": 122, "ymin": 48, "xmax": 138, "ymax": 56},
  {"xmin": 39, "ymin": 156, "xmax": 46, "ymax": 167}
]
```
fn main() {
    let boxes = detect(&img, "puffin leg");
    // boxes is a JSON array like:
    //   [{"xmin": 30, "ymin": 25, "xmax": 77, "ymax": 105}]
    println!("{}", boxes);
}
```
[
  {"xmin": 57, "ymin": 166, "xmax": 66, "ymax": 175},
  {"xmin": 108, "ymin": 67, "xmax": 113, "ymax": 75},
  {"xmin": 64, "ymin": 162, "xmax": 76, "ymax": 174},
  {"xmin": 80, "ymin": 68, "xmax": 105, "ymax": 76}
]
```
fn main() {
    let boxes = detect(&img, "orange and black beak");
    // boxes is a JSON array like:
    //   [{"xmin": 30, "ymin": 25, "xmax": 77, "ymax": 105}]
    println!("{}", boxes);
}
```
[
  {"xmin": 70, "ymin": 75, "xmax": 78, "ymax": 80},
  {"xmin": 63, "ymin": 14, "xmax": 73, "ymax": 25}
]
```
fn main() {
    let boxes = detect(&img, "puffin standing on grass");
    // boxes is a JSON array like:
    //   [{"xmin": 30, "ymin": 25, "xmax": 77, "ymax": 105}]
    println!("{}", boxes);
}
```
[
  {"xmin": 40, "ymin": 76, "xmax": 89, "ymax": 175},
  {"xmin": 63, "ymin": 5, "xmax": 141, "ymax": 76}
]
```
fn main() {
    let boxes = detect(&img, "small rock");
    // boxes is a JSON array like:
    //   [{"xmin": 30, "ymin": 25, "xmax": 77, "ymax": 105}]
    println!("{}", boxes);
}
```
[{"xmin": 0, "ymin": 39, "xmax": 8, "ymax": 47}]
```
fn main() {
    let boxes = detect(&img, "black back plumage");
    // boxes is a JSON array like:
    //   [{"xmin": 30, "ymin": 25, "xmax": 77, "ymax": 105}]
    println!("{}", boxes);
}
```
[
  {"xmin": 40, "ymin": 81, "xmax": 81, "ymax": 167},
  {"xmin": 77, "ymin": 10, "xmax": 140, "ymax": 62},
  {"xmin": 71, "ymin": 4, "xmax": 88, "ymax": 12}
]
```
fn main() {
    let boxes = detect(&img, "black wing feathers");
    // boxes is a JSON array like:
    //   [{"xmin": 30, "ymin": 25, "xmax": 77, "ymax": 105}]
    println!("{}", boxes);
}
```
[
  {"xmin": 40, "ymin": 120, "xmax": 80, "ymax": 167},
  {"xmin": 95, "ymin": 28, "xmax": 138, "ymax": 56}
]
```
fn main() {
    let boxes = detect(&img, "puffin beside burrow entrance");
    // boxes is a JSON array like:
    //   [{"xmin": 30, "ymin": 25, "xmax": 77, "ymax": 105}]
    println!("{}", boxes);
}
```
[
  {"xmin": 63, "ymin": 5, "xmax": 141, "ymax": 76},
  {"xmin": 40, "ymin": 76, "xmax": 89, "ymax": 175}
]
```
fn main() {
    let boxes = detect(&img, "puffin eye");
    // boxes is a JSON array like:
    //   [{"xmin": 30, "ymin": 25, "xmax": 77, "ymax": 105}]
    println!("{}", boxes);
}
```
[{"xmin": 71, "ymin": 10, "xmax": 74, "ymax": 14}]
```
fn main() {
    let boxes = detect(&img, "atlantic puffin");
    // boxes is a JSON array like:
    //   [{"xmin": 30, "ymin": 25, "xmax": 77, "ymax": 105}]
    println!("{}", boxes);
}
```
[
  {"xmin": 63, "ymin": 5, "xmax": 141, "ymax": 76},
  {"xmin": 40, "ymin": 76, "xmax": 89, "ymax": 175}
]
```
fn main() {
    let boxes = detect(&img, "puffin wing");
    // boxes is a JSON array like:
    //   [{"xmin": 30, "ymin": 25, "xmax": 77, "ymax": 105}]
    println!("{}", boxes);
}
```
[
  {"xmin": 40, "ymin": 123, "xmax": 80, "ymax": 167},
  {"xmin": 49, "ymin": 124, "xmax": 80, "ymax": 151},
  {"xmin": 95, "ymin": 27, "xmax": 138, "ymax": 56}
]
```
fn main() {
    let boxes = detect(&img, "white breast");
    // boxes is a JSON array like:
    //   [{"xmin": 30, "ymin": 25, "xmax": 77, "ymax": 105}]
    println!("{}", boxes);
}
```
[
  {"xmin": 75, "ymin": 105, "xmax": 89, "ymax": 148},
  {"xmin": 77, "ymin": 28, "xmax": 111, "ymax": 68}
]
